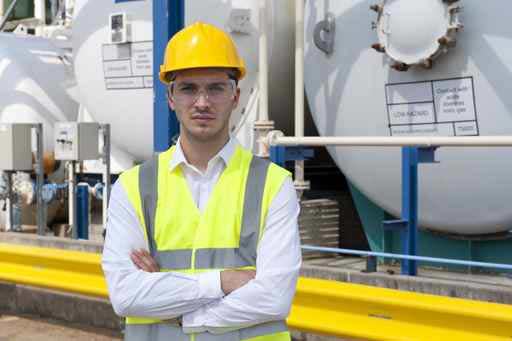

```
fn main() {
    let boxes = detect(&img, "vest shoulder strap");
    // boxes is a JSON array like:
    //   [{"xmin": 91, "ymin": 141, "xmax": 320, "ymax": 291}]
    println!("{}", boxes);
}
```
[{"xmin": 138, "ymin": 154, "xmax": 159, "ymax": 256}]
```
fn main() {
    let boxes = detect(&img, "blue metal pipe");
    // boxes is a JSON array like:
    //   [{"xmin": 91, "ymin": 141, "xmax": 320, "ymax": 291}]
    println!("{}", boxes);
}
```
[
  {"xmin": 302, "ymin": 245, "xmax": 512, "ymax": 271},
  {"xmin": 76, "ymin": 184, "xmax": 89, "ymax": 240}
]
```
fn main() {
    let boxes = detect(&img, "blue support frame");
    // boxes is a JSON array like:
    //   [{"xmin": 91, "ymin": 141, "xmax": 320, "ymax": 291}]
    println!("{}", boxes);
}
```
[
  {"xmin": 401, "ymin": 147, "xmax": 419, "ymax": 275},
  {"xmin": 383, "ymin": 146, "xmax": 437, "ymax": 275},
  {"xmin": 153, "ymin": 0, "xmax": 183, "ymax": 152}
]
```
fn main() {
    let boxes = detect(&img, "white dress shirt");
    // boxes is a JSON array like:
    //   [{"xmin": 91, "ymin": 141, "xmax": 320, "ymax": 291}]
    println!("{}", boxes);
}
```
[{"xmin": 102, "ymin": 137, "xmax": 301, "ymax": 334}]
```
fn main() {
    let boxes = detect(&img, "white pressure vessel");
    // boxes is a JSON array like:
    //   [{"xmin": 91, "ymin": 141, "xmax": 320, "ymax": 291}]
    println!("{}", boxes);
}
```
[
  {"xmin": 0, "ymin": 33, "xmax": 78, "ymax": 228},
  {"xmin": 72, "ymin": 0, "xmax": 296, "ymax": 162},
  {"xmin": 305, "ymin": 0, "xmax": 512, "ymax": 235},
  {"xmin": 0, "ymin": 33, "xmax": 78, "ymax": 150}
]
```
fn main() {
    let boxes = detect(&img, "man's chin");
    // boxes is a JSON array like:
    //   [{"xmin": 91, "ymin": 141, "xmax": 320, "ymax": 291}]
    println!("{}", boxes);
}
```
[{"xmin": 190, "ymin": 129, "xmax": 217, "ymax": 142}]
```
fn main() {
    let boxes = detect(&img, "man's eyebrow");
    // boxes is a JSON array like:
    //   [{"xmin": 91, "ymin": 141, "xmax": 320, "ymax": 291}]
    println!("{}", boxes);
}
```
[{"xmin": 175, "ymin": 81, "xmax": 196, "ymax": 86}]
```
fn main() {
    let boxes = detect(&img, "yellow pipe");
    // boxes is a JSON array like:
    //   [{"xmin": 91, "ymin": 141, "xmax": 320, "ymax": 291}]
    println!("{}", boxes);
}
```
[
  {"xmin": 0, "ymin": 243, "xmax": 107, "ymax": 298},
  {"xmin": 289, "ymin": 277, "xmax": 512, "ymax": 340},
  {"xmin": 1, "ymin": 243, "xmax": 511, "ymax": 340}
]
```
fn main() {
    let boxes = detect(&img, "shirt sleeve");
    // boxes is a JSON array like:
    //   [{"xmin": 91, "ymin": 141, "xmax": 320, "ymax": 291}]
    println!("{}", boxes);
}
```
[
  {"xmin": 182, "ymin": 176, "xmax": 302, "ymax": 334},
  {"xmin": 101, "ymin": 181, "xmax": 224, "ymax": 319}
]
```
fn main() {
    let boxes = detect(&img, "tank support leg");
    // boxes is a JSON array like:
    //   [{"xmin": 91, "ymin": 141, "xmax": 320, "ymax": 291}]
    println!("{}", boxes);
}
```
[
  {"xmin": 400, "ymin": 146, "xmax": 438, "ymax": 275},
  {"xmin": 383, "ymin": 146, "xmax": 438, "ymax": 275}
]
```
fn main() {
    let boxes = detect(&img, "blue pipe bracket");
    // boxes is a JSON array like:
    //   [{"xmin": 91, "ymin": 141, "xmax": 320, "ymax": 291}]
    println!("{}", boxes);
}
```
[{"xmin": 270, "ymin": 146, "xmax": 315, "ymax": 167}]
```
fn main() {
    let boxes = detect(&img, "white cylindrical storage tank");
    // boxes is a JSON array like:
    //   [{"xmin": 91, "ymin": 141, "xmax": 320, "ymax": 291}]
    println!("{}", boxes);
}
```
[
  {"xmin": 72, "ymin": 0, "xmax": 296, "ymax": 162},
  {"xmin": 305, "ymin": 0, "xmax": 512, "ymax": 235},
  {"xmin": 0, "ymin": 33, "xmax": 78, "ymax": 150},
  {"xmin": 0, "ymin": 33, "xmax": 79, "ymax": 229}
]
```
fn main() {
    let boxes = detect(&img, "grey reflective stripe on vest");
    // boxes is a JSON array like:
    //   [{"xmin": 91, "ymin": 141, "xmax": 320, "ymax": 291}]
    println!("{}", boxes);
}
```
[
  {"xmin": 157, "ymin": 249, "xmax": 192, "ymax": 270},
  {"xmin": 125, "ymin": 320, "xmax": 288, "ymax": 341},
  {"xmin": 239, "ymin": 320, "xmax": 288, "ymax": 340},
  {"xmin": 195, "ymin": 155, "xmax": 271, "ymax": 269},
  {"xmin": 139, "ymin": 154, "xmax": 271, "ymax": 270},
  {"xmin": 139, "ymin": 155, "xmax": 159, "ymax": 257},
  {"xmin": 195, "ymin": 248, "xmax": 253, "ymax": 269},
  {"xmin": 124, "ymin": 323, "xmax": 188, "ymax": 341}
]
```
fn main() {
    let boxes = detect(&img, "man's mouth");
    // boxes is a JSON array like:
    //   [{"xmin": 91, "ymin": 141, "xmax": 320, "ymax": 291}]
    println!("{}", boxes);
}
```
[{"xmin": 192, "ymin": 113, "xmax": 215, "ymax": 121}]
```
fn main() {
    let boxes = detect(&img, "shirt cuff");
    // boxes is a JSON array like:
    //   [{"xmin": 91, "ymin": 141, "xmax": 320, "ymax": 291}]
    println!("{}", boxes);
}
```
[{"xmin": 198, "ymin": 270, "xmax": 223, "ymax": 299}]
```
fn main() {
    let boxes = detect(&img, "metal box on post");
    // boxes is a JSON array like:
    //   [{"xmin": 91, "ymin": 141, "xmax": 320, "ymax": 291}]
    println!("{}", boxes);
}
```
[
  {"xmin": 0, "ymin": 123, "xmax": 33, "ymax": 171},
  {"xmin": 54, "ymin": 122, "xmax": 100, "ymax": 161}
]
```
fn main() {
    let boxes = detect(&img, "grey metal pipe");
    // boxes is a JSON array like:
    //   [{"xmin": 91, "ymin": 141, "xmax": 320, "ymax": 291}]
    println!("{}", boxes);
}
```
[
  {"xmin": 302, "ymin": 245, "xmax": 512, "ymax": 271},
  {"xmin": 258, "ymin": 0, "xmax": 269, "ymax": 122},
  {"xmin": 268, "ymin": 133, "xmax": 512, "ymax": 147},
  {"xmin": 0, "ymin": 0, "xmax": 19, "ymax": 31},
  {"xmin": 5, "ymin": 171, "xmax": 13, "ymax": 231},
  {"xmin": 294, "ymin": 0, "xmax": 306, "ymax": 196},
  {"xmin": 101, "ymin": 124, "xmax": 111, "ymax": 230},
  {"xmin": 68, "ymin": 161, "xmax": 76, "ymax": 239},
  {"xmin": 34, "ymin": 123, "xmax": 45, "ymax": 235}
]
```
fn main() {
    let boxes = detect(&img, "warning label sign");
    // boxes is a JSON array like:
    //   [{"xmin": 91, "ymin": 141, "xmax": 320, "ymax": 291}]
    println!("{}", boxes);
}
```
[
  {"xmin": 385, "ymin": 77, "xmax": 478, "ymax": 136},
  {"xmin": 102, "ymin": 41, "xmax": 153, "ymax": 90}
]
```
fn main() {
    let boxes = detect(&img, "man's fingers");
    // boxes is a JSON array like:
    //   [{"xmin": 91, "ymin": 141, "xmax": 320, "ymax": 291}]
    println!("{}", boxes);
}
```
[
  {"xmin": 130, "ymin": 249, "xmax": 159, "ymax": 272},
  {"xmin": 130, "ymin": 252, "xmax": 145, "ymax": 270},
  {"xmin": 139, "ymin": 249, "xmax": 159, "ymax": 272},
  {"xmin": 220, "ymin": 269, "xmax": 257, "ymax": 295}
]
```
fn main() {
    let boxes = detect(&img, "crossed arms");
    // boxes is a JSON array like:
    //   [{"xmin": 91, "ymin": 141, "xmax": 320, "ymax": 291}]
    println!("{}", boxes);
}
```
[{"xmin": 101, "ymin": 178, "xmax": 301, "ymax": 334}]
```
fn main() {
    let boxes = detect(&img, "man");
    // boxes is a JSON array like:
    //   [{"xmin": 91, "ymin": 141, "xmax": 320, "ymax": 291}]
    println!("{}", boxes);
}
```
[{"xmin": 102, "ymin": 22, "xmax": 301, "ymax": 341}]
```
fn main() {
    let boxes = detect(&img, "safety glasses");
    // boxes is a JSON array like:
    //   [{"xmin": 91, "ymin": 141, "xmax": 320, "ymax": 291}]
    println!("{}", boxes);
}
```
[{"xmin": 168, "ymin": 79, "xmax": 236, "ymax": 105}]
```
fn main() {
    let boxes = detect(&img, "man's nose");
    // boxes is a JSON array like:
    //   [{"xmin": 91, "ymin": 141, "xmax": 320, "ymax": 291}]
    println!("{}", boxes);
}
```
[{"xmin": 194, "ymin": 91, "xmax": 210, "ymax": 107}]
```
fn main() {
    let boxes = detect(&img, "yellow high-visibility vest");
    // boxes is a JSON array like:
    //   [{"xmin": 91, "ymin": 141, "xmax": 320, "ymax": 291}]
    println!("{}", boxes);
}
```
[{"xmin": 118, "ymin": 145, "xmax": 292, "ymax": 341}]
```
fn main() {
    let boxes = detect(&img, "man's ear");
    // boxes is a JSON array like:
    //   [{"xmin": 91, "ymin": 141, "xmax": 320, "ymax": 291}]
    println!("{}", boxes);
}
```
[
  {"xmin": 233, "ymin": 87, "xmax": 241, "ymax": 109},
  {"xmin": 168, "ymin": 93, "xmax": 176, "ymax": 111}
]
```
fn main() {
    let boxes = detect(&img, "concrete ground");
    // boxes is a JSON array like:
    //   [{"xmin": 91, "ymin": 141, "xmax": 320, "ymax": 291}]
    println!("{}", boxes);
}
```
[{"xmin": 0, "ymin": 314, "xmax": 121, "ymax": 341}]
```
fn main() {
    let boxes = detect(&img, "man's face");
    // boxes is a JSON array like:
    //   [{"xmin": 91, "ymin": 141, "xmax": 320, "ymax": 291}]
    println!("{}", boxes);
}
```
[{"xmin": 168, "ymin": 68, "xmax": 240, "ymax": 143}]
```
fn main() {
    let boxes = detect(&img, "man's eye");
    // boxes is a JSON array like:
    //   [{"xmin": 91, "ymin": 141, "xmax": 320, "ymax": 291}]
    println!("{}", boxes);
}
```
[
  {"xmin": 178, "ymin": 85, "xmax": 197, "ymax": 94},
  {"xmin": 208, "ymin": 84, "xmax": 228, "ymax": 93}
]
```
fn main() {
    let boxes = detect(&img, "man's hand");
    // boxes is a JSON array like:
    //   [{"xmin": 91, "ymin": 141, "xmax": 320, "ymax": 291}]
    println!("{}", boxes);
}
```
[
  {"xmin": 220, "ymin": 270, "xmax": 256, "ymax": 295},
  {"xmin": 130, "ymin": 249, "xmax": 160, "ymax": 272}
]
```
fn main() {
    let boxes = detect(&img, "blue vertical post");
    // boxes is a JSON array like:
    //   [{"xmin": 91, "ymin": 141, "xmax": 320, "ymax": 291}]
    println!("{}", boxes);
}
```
[
  {"xmin": 401, "ymin": 147, "xmax": 419, "ymax": 275},
  {"xmin": 76, "ymin": 184, "xmax": 89, "ymax": 240},
  {"xmin": 153, "ymin": 0, "xmax": 183, "ymax": 152}
]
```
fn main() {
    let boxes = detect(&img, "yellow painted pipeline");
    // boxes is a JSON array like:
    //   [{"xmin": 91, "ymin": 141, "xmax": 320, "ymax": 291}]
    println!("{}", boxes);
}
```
[{"xmin": 1, "ymin": 243, "xmax": 511, "ymax": 340}]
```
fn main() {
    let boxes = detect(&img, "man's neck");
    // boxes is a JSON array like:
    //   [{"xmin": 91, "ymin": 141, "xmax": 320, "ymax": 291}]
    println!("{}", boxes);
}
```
[{"xmin": 180, "ymin": 134, "xmax": 229, "ymax": 172}]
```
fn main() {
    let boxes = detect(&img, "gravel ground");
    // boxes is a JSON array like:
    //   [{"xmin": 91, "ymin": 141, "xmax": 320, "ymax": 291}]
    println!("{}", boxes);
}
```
[{"xmin": 0, "ymin": 314, "xmax": 121, "ymax": 341}]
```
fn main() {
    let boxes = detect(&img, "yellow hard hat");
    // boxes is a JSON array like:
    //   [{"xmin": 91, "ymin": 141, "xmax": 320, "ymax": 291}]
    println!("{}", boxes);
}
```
[{"xmin": 159, "ymin": 22, "xmax": 246, "ymax": 84}]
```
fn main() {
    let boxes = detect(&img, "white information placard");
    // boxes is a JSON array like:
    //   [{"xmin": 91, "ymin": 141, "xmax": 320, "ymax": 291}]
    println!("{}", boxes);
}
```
[
  {"xmin": 391, "ymin": 123, "xmax": 454, "ymax": 137},
  {"xmin": 106, "ymin": 77, "xmax": 144, "ymax": 90},
  {"xmin": 434, "ymin": 78, "xmax": 476, "ymax": 122},
  {"xmin": 131, "ymin": 42, "xmax": 153, "ymax": 77},
  {"xmin": 388, "ymin": 102, "xmax": 435, "ymax": 125},
  {"xmin": 385, "ymin": 77, "xmax": 478, "ymax": 137},
  {"xmin": 103, "ymin": 60, "xmax": 131, "ymax": 78},
  {"xmin": 102, "ymin": 41, "xmax": 153, "ymax": 90},
  {"xmin": 386, "ymin": 81, "xmax": 433, "ymax": 104}
]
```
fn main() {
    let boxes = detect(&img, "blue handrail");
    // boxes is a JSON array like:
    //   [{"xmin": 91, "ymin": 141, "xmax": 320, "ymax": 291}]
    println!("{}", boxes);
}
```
[{"xmin": 302, "ymin": 245, "xmax": 512, "ymax": 271}]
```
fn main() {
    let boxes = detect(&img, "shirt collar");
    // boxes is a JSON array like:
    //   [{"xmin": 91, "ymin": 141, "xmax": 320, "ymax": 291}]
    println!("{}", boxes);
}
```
[{"xmin": 169, "ymin": 136, "xmax": 238, "ymax": 172}]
